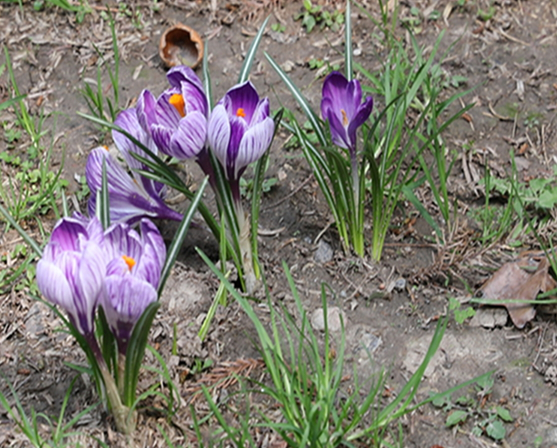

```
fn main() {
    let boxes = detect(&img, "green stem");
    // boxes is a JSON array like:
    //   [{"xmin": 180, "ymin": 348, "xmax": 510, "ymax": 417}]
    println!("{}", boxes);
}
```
[
  {"xmin": 85, "ymin": 333, "xmax": 136, "ymax": 434},
  {"xmin": 235, "ymin": 201, "xmax": 257, "ymax": 294}
]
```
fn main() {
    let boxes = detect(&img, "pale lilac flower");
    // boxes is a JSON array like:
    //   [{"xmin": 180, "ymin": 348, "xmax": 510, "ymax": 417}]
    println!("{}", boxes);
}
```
[
  {"xmin": 207, "ymin": 81, "xmax": 274, "ymax": 200},
  {"xmin": 101, "ymin": 219, "xmax": 165, "ymax": 353},
  {"xmin": 36, "ymin": 215, "xmax": 106, "ymax": 336},
  {"xmin": 320, "ymin": 71, "xmax": 373, "ymax": 154},
  {"xmin": 86, "ymin": 147, "xmax": 182, "ymax": 225},
  {"xmin": 136, "ymin": 65, "xmax": 208, "ymax": 160}
]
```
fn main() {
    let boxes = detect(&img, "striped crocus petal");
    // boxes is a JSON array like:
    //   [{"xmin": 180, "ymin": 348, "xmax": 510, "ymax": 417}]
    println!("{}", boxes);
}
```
[
  {"xmin": 103, "ymin": 274, "xmax": 157, "ymax": 343},
  {"xmin": 113, "ymin": 107, "xmax": 168, "ymax": 203},
  {"xmin": 208, "ymin": 82, "xmax": 274, "ymax": 182},
  {"xmin": 207, "ymin": 104, "xmax": 231, "ymax": 172},
  {"xmin": 135, "ymin": 219, "xmax": 166, "ymax": 287},
  {"xmin": 152, "ymin": 109, "xmax": 207, "ymax": 160},
  {"xmin": 136, "ymin": 67, "xmax": 209, "ymax": 161},
  {"xmin": 321, "ymin": 71, "xmax": 373, "ymax": 153},
  {"xmin": 86, "ymin": 147, "xmax": 182, "ymax": 224},
  {"xmin": 136, "ymin": 89, "xmax": 158, "ymax": 138},
  {"xmin": 36, "ymin": 217, "xmax": 106, "ymax": 336},
  {"xmin": 235, "ymin": 115, "xmax": 274, "ymax": 179},
  {"xmin": 101, "ymin": 219, "xmax": 164, "ymax": 351}
]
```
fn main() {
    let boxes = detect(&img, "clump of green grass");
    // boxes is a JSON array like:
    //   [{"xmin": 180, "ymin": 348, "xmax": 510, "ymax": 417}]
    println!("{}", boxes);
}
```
[
  {"xmin": 198, "ymin": 250, "xmax": 488, "ymax": 447},
  {"xmin": 0, "ymin": 374, "xmax": 99, "ymax": 448}
]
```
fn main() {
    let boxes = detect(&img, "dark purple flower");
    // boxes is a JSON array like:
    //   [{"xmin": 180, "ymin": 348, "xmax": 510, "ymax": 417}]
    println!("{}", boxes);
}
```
[
  {"xmin": 86, "ymin": 146, "xmax": 182, "ymax": 225},
  {"xmin": 207, "ymin": 81, "xmax": 274, "ymax": 188},
  {"xmin": 320, "ymin": 71, "xmax": 373, "ymax": 153},
  {"xmin": 36, "ymin": 215, "xmax": 106, "ymax": 336},
  {"xmin": 136, "ymin": 65, "xmax": 208, "ymax": 160},
  {"xmin": 101, "ymin": 219, "xmax": 165, "ymax": 353}
]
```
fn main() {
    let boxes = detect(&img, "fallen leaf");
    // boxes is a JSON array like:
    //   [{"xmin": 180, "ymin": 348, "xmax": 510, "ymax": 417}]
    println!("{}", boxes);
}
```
[{"xmin": 479, "ymin": 252, "xmax": 557, "ymax": 328}]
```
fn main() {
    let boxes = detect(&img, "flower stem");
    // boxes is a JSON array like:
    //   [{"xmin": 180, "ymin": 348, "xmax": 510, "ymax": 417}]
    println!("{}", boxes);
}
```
[
  {"xmin": 235, "ymin": 200, "xmax": 257, "ymax": 294},
  {"xmin": 85, "ymin": 333, "xmax": 136, "ymax": 434}
]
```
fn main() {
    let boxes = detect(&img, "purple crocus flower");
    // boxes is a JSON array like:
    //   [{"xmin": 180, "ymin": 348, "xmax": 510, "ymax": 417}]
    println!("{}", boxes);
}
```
[
  {"xmin": 136, "ymin": 65, "xmax": 208, "ymax": 161},
  {"xmin": 101, "ymin": 219, "xmax": 165, "ymax": 354},
  {"xmin": 320, "ymin": 71, "xmax": 373, "ymax": 154},
  {"xmin": 86, "ymin": 107, "xmax": 182, "ymax": 225},
  {"xmin": 36, "ymin": 214, "xmax": 106, "ymax": 336},
  {"xmin": 86, "ymin": 146, "xmax": 182, "ymax": 225},
  {"xmin": 207, "ymin": 81, "xmax": 274, "ymax": 200}
]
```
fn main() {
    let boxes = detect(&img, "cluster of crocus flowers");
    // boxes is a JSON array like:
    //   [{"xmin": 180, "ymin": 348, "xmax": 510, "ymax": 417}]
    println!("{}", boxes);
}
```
[
  {"xmin": 36, "ymin": 214, "xmax": 166, "ymax": 434},
  {"xmin": 86, "ymin": 65, "xmax": 275, "ymax": 292}
]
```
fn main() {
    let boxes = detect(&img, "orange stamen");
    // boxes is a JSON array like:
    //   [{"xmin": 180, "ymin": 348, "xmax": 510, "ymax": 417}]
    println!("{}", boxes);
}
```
[
  {"xmin": 169, "ymin": 94, "xmax": 186, "ymax": 117},
  {"xmin": 236, "ymin": 108, "xmax": 246, "ymax": 118},
  {"xmin": 103, "ymin": 145, "xmax": 109, "ymax": 151},
  {"xmin": 122, "ymin": 255, "xmax": 136, "ymax": 272},
  {"xmin": 341, "ymin": 109, "xmax": 349, "ymax": 127}
]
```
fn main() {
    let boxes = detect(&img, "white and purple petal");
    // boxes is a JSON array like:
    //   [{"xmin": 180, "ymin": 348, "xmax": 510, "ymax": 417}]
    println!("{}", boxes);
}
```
[
  {"xmin": 224, "ymin": 81, "xmax": 260, "ymax": 123},
  {"xmin": 208, "ymin": 104, "xmax": 231, "ymax": 166},
  {"xmin": 235, "ymin": 116, "xmax": 274, "ymax": 178},
  {"xmin": 136, "ymin": 89, "xmax": 158, "ymax": 137},
  {"xmin": 86, "ymin": 147, "xmax": 182, "ymax": 224},
  {"xmin": 168, "ymin": 111, "xmax": 207, "ymax": 159},
  {"xmin": 167, "ymin": 65, "xmax": 205, "ymax": 99},
  {"xmin": 103, "ymin": 274, "xmax": 157, "ymax": 342}
]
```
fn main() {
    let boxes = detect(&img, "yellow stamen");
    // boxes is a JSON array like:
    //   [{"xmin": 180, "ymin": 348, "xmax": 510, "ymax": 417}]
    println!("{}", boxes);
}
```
[
  {"xmin": 236, "ymin": 108, "xmax": 246, "ymax": 118},
  {"xmin": 169, "ymin": 93, "xmax": 186, "ymax": 117},
  {"xmin": 103, "ymin": 145, "xmax": 109, "ymax": 151},
  {"xmin": 122, "ymin": 255, "xmax": 136, "ymax": 272},
  {"xmin": 341, "ymin": 109, "xmax": 349, "ymax": 127}
]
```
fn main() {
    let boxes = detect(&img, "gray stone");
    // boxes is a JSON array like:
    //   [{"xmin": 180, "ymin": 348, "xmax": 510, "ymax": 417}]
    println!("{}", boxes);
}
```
[
  {"xmin": 358, "ymin": 332, "xmax": 382, "ymax": 354},
  {"xmin": 314, "ymin": 240, "xmax": 333, "ymax": 263},
  {"xmin": 310, "ymin": 306, "xmax": 346, "ymax": 333},
  {"xmin": 469, "ymin": 308, "xmax": 508, "ymax": 328}
]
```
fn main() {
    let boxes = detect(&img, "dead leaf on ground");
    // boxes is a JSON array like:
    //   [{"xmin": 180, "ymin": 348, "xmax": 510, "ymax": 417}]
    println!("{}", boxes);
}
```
[{"xmin": 478, "ymin": 251, "xmax": 557, "ymax": 328}]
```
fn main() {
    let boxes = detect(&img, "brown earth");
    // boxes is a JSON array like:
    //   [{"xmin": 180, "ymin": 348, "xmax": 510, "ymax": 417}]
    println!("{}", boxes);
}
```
[{"xmin": 1, "ymin": 0, "xmax": 557, "ymax": 447}]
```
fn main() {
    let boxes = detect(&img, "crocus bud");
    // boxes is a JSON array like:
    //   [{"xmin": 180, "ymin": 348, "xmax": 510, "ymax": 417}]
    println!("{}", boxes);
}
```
[
  {"xmin": 36, "ymin": 215, "xmax": 106, "ymax": 336},
  {"xmin": 320, "ymin": 71, "xmax": 373, "ymax": 154},
  {"xmin": 208, "ymin": 81, "xmax": 275, "ymax": 184},
  {"xmin": 136, "ymin": 65, "xmax": 208, "ymax": 160},
  {"xmin": 101, "ymin": 219, "xmax": 165, "ymax": 353}
]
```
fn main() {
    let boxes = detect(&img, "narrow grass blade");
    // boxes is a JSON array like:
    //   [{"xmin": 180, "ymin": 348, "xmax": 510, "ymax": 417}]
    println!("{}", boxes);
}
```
[
  {"xmin": 78, "ymin": 113, "xmax": 185, "ymax": 188},
  {"xmin": 123, "ymin": 300, "xmax": 160, "ymax": 407},
  {"xmin": 0, "ymin": 204, "xmax": 43, "ymax": 257},
  {"xmin": 265, "ymin": 52, "xmax": 327, "ymax": 146},
  {"xmin": 251, "ymin": 108, "xmax": 283, "ymax": 278},
  {"xmin": 0, "ymin": 94, "xmax": 26, "ymax": 111},
  {"xmin": 202, "ymin": 40, "xmax": 213, "ymax": 110},
  {"xmin": 145, "ymin": 345, "xmax": 180, "ymax": 416},
  {"xmin": 344, "ymin": 0, "xmax": 353, "ymax": 81},
  {"xmin": 198, "ymin": 280, "xmax": 227, "ymax": 341},
  {"xmin": 158, "ymin": 176, "xmax": 209, "ymax": 296},
  {"xmin": 238, "ymin": 16, "xmax": 270, "ymax": 84},
  {"xmin": 197, "ymin": 249, "xmax": 274, "ymax": 350},
  {"xmin": 401, "ymin": 183, "xmax": 442, "ymax": 239},
  {"xmin": 99, "ymin": 157, "xmax": 110, "ymax": 229},
  {"xmin": 97, "ymin": 307, "xmax": 117, "ymax": 378}
]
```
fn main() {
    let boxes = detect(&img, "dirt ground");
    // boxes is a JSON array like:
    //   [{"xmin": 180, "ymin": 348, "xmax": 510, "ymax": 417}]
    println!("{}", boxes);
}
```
[{"xmin": 1, "ymin": 0, "xmax": 557, "ymax": 447}]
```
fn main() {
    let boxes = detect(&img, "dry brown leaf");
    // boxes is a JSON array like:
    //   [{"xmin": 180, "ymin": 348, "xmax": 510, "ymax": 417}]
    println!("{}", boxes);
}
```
[{"xmin": 479, "ymin": 252, "xmax": 556, "ymax": 328}]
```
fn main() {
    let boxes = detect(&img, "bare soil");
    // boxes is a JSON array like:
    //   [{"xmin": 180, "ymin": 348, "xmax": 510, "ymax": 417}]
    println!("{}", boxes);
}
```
[{"xmin": 1, "ymin": 0, "xmax": 557, "ymax": 447}]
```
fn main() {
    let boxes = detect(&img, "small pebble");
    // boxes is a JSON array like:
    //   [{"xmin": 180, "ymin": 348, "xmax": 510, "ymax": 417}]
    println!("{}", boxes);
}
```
[
  {"xmin": 310, "ymin": 306, "xmax": 346, "ymax": 333},
  {"xmin": 314, "ymin": 240, "xmax": 333, "ymax": 263}
]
